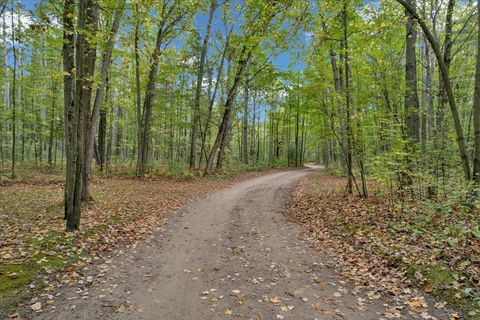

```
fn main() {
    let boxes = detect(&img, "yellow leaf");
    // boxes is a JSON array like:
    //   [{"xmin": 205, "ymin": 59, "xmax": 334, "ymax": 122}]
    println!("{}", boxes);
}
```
[
  {"xmin": 407, "ymin": 298, "xmax": 425, "ymax": 309},
  {"xmin": 270, "ymin": 296, "xmax": 281, "ymax": 304},
  {"xmin": 424, "ymin": 283, "xmax": 433, "ymax": 293}
]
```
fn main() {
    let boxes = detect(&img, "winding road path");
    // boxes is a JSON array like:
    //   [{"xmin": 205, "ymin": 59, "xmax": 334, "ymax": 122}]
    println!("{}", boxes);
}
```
[{"xmin": 36, "ymin": 169, "xmax": 447, "ymax": 319}]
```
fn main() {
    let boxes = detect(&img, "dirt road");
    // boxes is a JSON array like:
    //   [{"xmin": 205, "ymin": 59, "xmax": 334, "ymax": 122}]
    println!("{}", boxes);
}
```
[{"xmin": 33, "ymin": 169, "xmax": 446, "ymax": 319}]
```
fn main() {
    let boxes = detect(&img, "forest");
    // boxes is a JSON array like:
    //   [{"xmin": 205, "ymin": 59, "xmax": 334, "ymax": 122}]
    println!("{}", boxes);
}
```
[{"xmin": 1, "ymin": 0, "xmax": 480, "ymax": 319}]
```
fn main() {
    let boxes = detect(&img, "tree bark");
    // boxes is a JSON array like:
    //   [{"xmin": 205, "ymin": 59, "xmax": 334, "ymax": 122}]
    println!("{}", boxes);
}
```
[
  {"xmin": 404, "ymin": 0, "xmax": 420, "ymax": 142},
  {"xmin": 134, "ymin": 4, "xmax": 143, "ymax": 176},
  {"xmin": 473, "ymin": 0, "xmax": 480, "ymax": 182},
  {"xmin": 420, "ymin": 2, "xmax": 434, "ymax": 155},
  {"xmin": 343, "ymin": 0, "xmax": 354, "ymax": 194},
  {"xmin": 10, "ymin": 0, "xmax": 16, "ymax": 179},
  {"xmin": 48, "ymin": 80, "xmax": 58, "ymax": 167},
  {"xmin": 242, "ymin": 62, "xmax": 249, "ymax": 164},
  {"xmin": 65, "ymin": 0, "xmax": 98, "ymax": 231},
  {"xmin": 199, "ymin": 28, "xmax": 231, "ymax": 167},
  {"xmin": 63, "ymin": 0, "xmax": 75, "ymax": 222},
  {"xmin": 137, "ymin": 26, "xmax": 164, "ymax": 177}
]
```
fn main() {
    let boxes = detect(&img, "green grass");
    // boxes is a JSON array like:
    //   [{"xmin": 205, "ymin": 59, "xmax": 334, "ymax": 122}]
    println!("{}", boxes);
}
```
[
  {"xmin": 0, "ymin": 264, "xmax": 37, "ymax": 312},
  {"xmin": 0, "ymin": 231, "xmax": 82, "ymax": 316},
  {"xmin": 405, "ymin": 262, "xmax": 479, "ymax": 317}
]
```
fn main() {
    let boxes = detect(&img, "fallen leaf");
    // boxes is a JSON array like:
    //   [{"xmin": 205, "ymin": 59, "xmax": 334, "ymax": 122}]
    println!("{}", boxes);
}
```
[
  {"xmin": 424, "ymin": 283, "xmax": 433, "ymax": 293},
  {"xmin": 30, "ymin": 302, "xmax": 42, "ymax": 311}
]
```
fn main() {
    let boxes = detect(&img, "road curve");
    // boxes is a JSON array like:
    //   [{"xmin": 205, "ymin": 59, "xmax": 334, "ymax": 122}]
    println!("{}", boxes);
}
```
[{"xmin": 34, "ymin": 169, "xmax": 441, "ymax": 320}]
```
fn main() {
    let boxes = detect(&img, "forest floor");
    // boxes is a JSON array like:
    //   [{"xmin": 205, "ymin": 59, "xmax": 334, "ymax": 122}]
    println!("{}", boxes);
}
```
[
  {"xmin": 6, "ymin": 167, "xmax": 456, "ymax": 319},
  {"xmin": 0, "ymin": 166, "xmax": 282, "ymax": 318},
  {"xmin": 285, "ymin": 171, "xmax": 480, "ymax": 319}
]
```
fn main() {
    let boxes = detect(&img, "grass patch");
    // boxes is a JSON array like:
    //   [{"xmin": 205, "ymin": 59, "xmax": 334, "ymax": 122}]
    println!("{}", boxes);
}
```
[
  {"xmin": 0, "ymin": 263, "xmax": 37, "ymax": 311},
  {"xmin": 405, "ymin": 263, "xmax": 479, "ymax": 316},
  {"xmin": 1, "ymin": 231, "xmax": 81, "ymax": 316}
]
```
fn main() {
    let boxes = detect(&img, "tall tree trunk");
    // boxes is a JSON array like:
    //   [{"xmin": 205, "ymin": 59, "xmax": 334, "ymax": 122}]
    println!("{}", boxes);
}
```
[
  {"xmin": 199, "ymin": 29, "xmax": 231, "ymax": 167},
  {"xmin": 216, "ymin": 112, "xmax": 233, "ymax": 169},
  {"xmin": 344, "ymin": 0, "xmax": 354, "ymax": 194},
  {"xmin": 134, "ymin": 4, "xmax": 142, "ymax": 176},
  {"xmin": 48, "ymin": 80, "xmax": 57, "ymax": 167},
  {"xmin": 137, "ymin": 24, "xmax": 165, "ymax": 177},
  {"xmin": 405, "ymin": 0, "xmax": 420, "ymax": 142},
  {"xmin": 98, "ymin": 103, "xmax": 107, "ymax": 172},
  {"xmin": 10, "ymin": 0, "xmax": 16, "ymax": 179},
  {"xmin": 205, "ymin": 48, "xmax": 251, "ymax": 174},
  {"xmin": 251, "ymin": 91, "xmax": 257, "ymax": 164},
  {"xmin": 65, "ymin": 0, "xmax": 98, "ymax": 231},
  {"xmin": 63, "ymin": 0, "xmax": 75, "ymax": 221},
  {"xmin": 81, "ymin": 1, "xmax": 124, "ymax": 201},
  {"xmin": 78, "ymin": 0, "xmax": 99, "ymax": 202},
  {"xmin": 473, "ymin": 0, "xmax": 480, "ymax": 182},
  {"xmin": 433, "ymin": 0, "xmax": 454, "ymax": 183},
  {"xmin": 421, "ymin": 1, "xmax": 434, "ymax": 155},
  {"xmin": 190, "ymin": 0, "xmax": 217, "ymax": 169},
  {"xmin": 242, "ymin": 63, "xmax": 249, "ymax": 164},
  {"xmin": 295, "ymin": 66, "xmax": 300, "ymax": 167}
]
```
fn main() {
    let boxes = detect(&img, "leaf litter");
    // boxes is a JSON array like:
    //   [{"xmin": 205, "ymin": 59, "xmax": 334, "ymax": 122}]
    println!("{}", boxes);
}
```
[{"xmin": 284, "ymin": 171, "xmax": 479, "ymax": 319}]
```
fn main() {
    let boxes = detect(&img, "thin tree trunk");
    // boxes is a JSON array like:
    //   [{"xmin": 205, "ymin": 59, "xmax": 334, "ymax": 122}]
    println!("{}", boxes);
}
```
[
  {"xmin": 190, "ymin": 0, "xmax": 217, "ymax": 169},
  {"xmin": 97, "ymin": 78, "xmax": 109, "ymax": 172},
  {"xmin": 134, "ymin": 4, "xmax": 142, "ymax": 176},
  {"xmin": 242, "ymin": 62, "xmax": 249, "ymax": 164},
  {"xmin": 48, "ymin": 80, "xmax": 57, "ymax": 167},
  {"xmin": 65, "ymin": 0, "xmax": 98, "ymax": 231},
  {"xmin": 421, "ymin": 1, "xmax": 434, "ymax": 154},
  {"xmin": 10, "ymin": 0, "xmax": 16, "ymax": 178},
  {"xmin": 81, "ymin": 1, "xmax": 124, "ymax": 201},
  {"xmin": 472, "ymin": 0, "xmax": 480, "ymax": 182},
  {"xmin": 205, "ymin": 48, "xmax": 251, "ymax": 174},
  {"xmin": 199, "ymin": 28, "xmax": 231, "ymax": 167},
  {"xmin": 137, "ymin": 22, "xmax": 166, "ymax": 177},
  {"xmin": 405, "ymin": 0, "xmax": 420, "ymax": 142},
  {"xmin": 343, "ymin": 0, "xmax": 354, "ymax": 194}
]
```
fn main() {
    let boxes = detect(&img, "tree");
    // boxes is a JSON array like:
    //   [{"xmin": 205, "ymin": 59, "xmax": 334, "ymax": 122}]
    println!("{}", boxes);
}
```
[
  {"xmin": 136, "ymin": 1, "xmax": 196, "ymax": 177},
  {"xmin": 189, "ymin": 0, "xmax": 217, "ymax": 169},
  {"xmin": 473, "ymin": 0, "xmax": 480, "ymax": 183},
  {"xmin": 81, "ymin": 0, "xmax": 125, "ymax": 201},
  {"xmin": 64, "ymin": 0, "xmax": 99, "ymax": 231},
  {"xmin": 404, "ymin": 0, "xmax": 420, "ymax": 142},
  {"xmin": 205, "ymin": 0, "xmax": 296, "ymax": 174},
  {"xmin": 10, "ymin": 0, "xmax": 17, "ymax": 179},
  {"xmin": 395, "ymin": 0, "xmax": 471, "ymax": 180}
]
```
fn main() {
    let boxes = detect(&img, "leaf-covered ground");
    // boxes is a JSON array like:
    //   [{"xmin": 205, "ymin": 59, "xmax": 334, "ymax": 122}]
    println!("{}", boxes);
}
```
[
  {"xmin": 285, "ymin": 171, "xmax": 480, "ymax": 319},
  {"xmin": 0, "ymin": 168, "xmax": 278, "ymax": 317}
]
